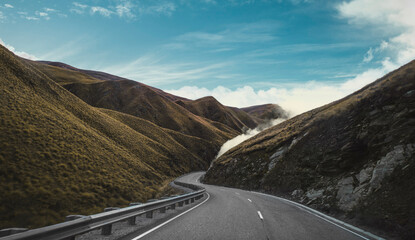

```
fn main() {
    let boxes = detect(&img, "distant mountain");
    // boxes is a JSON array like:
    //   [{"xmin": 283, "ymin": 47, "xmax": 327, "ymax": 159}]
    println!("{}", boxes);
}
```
[
  {"xmin": 0, "ymin": 45, "xmax": 219, "ymax": 229},
  {"xmin": 32, "ymin": 61, "xmax": 268, "ymax": 137},
  {"xmin": 175, "ymin": 96, "xmax": 259, "ymax": 132},
  {"xmin": 241, "ymin": 103, "xmax": 289, "ymax": 120},
  {"xmin": 205, "ymin": 60, "xmax": 415, "ymax": 239}
]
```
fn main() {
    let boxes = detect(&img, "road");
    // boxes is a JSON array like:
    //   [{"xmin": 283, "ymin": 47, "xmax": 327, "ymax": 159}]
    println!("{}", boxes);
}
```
[{"xmin": 126, "ymin": 172, "xmax": 376, "ymax": 240}]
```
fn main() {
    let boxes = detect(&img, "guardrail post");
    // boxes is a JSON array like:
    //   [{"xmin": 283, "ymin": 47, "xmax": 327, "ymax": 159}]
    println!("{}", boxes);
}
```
[
  {"xmin": 170, "ymin": 203, "xmax": 176, "ymax": 210},
  {"xmin": 146, "ymin": 211, "xmax": 153, "ymax": 218},
  {"xmin": 101, "ymin": 224, "xmax": 112, "ymax": 235},
  {"xmin": 128, "ymin": 216, "xmax": 136, "ymax": 225},
  {"xmin": 190, "ymin": 198, "xmax": 195, "ymax": 203},
  {"xmin": 178, "ymin": 201, "xmax": 184, "ymax": 207},
  {"xmin": 184, "ymin": 199, "xmax": 189, "ymax": 205},
  {"xmin": 160, "ymin": 206, "xmax": 166, "ymax": 213}
]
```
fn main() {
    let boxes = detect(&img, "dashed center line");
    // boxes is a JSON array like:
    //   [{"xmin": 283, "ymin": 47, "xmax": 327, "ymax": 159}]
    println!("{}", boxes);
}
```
[
  {"xmin": 257, "ymin": 211, "xmax": 264, "ymax": 220},
  {"xmin": 247, "ymin": 199, "xmax": 252, "ymax": 202}
]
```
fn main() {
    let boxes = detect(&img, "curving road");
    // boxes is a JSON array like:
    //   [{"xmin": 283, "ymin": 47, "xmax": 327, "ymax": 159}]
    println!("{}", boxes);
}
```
[{"xmin": 125, "ymin": 172, "xmax": 379, "ymax": 240}]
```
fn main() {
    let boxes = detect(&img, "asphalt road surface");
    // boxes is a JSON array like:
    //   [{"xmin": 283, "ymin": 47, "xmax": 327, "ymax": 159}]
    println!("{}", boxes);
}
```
[{"xmin": 126, "ymin": 172, "xmax": 378, "ymax": 240}]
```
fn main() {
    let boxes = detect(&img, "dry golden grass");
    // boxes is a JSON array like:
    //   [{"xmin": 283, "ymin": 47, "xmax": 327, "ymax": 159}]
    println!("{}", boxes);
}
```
[
  {"xmin": 176, "ymin": 96, "xmax": 258, "ymax": 132},
  {"xmin": 0, "ymin": 45, "xmax": 211, "ymax": 229},
  {"xmin": 27, "ymin": 61, "xmax": 103, "ymax": 85}
]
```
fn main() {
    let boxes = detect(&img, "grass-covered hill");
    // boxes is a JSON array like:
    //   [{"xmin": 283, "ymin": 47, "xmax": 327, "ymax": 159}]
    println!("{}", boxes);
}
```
[
  {"xmin": 175, "ymin": 96, "xmax": 258, "ymax": 132},
  {"xmin": 37, "ymin": 60, "xmax": 187, "ymax": 102},
  {"xmin": 31, "ymin": 61, "xmax": 282, "ymax": 135},
  {"xmin": 30, "ymin": 61, "xmax": 240, "ymax": 144},
  {"xmin": 205, "ymin": 60, "xmax": 415, "ymax": 239},
  {"xmin": 0, "ymin": 45, "xmax": 217, "ymax": 229},
  {"xmin": 61, "ymin": 79, "xmax": 238, "ymax": 144}
]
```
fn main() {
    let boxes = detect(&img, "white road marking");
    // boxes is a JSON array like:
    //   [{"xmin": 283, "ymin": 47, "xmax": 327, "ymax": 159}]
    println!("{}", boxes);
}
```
[
  {"xmin": 257, "ymin": 211, "xmax": 264, "ymax": 220},
  {"xmin": 247, "ymin": 199, "xmax": 252, "ymax": 202},
  {"xmin": 131, "ymin": 193, "xmax": 211, "ymax": 240},
  {"xmin": 235, "ymin": 192, "xmax": 240, "ymax": 195},
  {"xmin": 252, "ymin": 192, "xmax": 383, "ymax": 240}
]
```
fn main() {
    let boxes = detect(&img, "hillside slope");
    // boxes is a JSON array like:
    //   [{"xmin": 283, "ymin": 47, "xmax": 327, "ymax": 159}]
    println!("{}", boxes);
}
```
[
  {"xmin": 205, "ymin": 60, "xmax": 415, "ymax": 239},
  {"xmin": 37, "ymin": 61, "xmax": 186, "ymax": 102},
  {"xmin": 29, "ymin": 61, "xmax": 240, "ymax": 145},
  {"xmin": 33, "ymin": 61, "xmax": 280, "ymax": 134},
  {"xmin": 0, "ymin": 45, "xmax": 209, "ymax": 229},
  {"xmin": 62, "ymin": 80, "xmax": 238, "ymax": 144}
]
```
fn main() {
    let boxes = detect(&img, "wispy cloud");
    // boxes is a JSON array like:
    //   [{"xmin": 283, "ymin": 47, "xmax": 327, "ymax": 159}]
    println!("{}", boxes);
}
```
[
  {"xmin": 176, "ymin": 21, "xmax": 279, "ymax": 45},
  {"xmin": 4, "ymin": 4, "xmax": 13, "ymax": 8},
  {"xmin": 36, "ymin": 11, "xmax": 50, "ymax": 20},
  {"xmin": 71, "ymin": 1, "xmax": 136, "ymax": 19},
  {"xmin": 102, "ymin": 54, "xmax": 231, "ymax": 85},
  {"xmin": 91, "ymin": 6, "xmax": 113, "ymax": 17},
  {"xmin": 0, "ymin": 38, "xmax": 38, "ymax": 60},
  {"xmin": 39, "ymin": 38, "xmax": 88, "ymax": 62},
  {"xmin": 44, "ymin": 8, "xmax": 57, "ymax": 12},
  {"xmin": 25, "ymin": 16, "xmax": 39, "ymax": 21},
  {"xmin": 71, "ymin": 1, "xmax": 175, "ymax": 19},
  {"xmin": 140, "ymin": 2, "xmax": 176, "ymax": 16},
  {"xmin": 116, "ymin": 2, "xmax": 135, "ymax": 18},
  {"xmin": 337, "ymin": 0, "xmax": 415, "ymax": 74}
]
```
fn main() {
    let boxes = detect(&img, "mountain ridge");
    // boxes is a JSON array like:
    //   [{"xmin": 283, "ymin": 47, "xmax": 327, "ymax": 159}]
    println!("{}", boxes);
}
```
[{"xmin": 0, "ymin": 45, "xmax": 215, "ymax": 228}]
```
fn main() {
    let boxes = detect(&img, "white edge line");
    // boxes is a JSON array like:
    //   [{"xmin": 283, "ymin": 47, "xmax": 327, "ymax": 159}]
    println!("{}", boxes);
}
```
[
  {"xmin": 131, "ymin": 193, "xmax": 210, "ymax": 240},
  {"xmin": 247, "ymin": 199, "xmax": 252, "ymax": 202},
  {"xmin": 257, "ymin": 211, "xmax": 263, "ymax": 220},
  {"xmin": 252, "ymin": 192, "xmax": 385, "ymax": 240}
]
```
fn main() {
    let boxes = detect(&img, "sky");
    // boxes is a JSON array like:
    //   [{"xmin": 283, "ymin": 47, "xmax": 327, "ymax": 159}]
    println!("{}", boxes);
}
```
[{"xmin": 1, "ymin": 0, "xmax": 414, "ymax": 115}]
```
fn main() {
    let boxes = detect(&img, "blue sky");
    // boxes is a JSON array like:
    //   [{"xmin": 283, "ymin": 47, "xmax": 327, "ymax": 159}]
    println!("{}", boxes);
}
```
[{"xmin": 1, "ymin": 0, "xmax": 414, "ymax": 114}]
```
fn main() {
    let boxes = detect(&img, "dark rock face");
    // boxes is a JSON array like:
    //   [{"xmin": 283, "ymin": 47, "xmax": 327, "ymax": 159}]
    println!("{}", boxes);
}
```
[{"xmin": 205, "ymin": 60, "xmax": 415, "ymax": 239}]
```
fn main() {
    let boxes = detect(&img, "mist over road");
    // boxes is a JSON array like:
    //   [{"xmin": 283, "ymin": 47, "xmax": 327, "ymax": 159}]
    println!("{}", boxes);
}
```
[{"xmin": 125, "ymin": 172, "xmax": 376, "ymax": 240}]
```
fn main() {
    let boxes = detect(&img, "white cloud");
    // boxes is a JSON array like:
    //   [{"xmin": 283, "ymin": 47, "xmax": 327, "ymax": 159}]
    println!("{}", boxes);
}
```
[
  {"xmin": 44, "ymin": 8, "xmax": 57, "ymax": 12},
  {"xmin": 0, "ymin": 11, "xmax": 4, "ymax": 20},
  {"xmin": 0, "ymin": 39, "xmax": 38, "ymax": 60},
  {"xmin": 142, "ymin": 2, "xmax": 176, "ymax": 16},
  {"xmin": 4, "ymin": 4, "xmax": 13, "ymax": 8},
  {"xmin": 363, "ymin": 48, "xmax": 373, "ymax": 62},
  {"xmin": 216, "ymin": 119, "xmax": 286, "ymax": 159},
  {"xmin": 72, "ymin": 1, "xmax": 136, "ymax": 19},
  {"xmin": 91, "ymin": 6, "xmax": 113, "ymax": 17},
  {"xmin": 73, "ymin": 2, "xmax": 88, "ymax": 9},
  {"xmin": 165, "ymin": 60, "xmax": 395, "ymax": 116},
  {"xmin": 25, "ymin": 16, "xmax": 39, "ymax": 21},
  {"xmin": 116, "ymin": 2, "xmax": 135, "ymax": 18},
  {"xmin": 337, "ymin": 0, "xmax": 415, "ymax": 73},
  {"xmin": 36, "ymin": 11, "xmax": 48, "ymax": 17}
]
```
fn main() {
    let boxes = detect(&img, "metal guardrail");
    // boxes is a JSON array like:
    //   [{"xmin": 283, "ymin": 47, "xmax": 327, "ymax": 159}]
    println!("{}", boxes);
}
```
[{"xmin": 0, "ymin": 181, "xmax": 205, "ymax": 240}]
